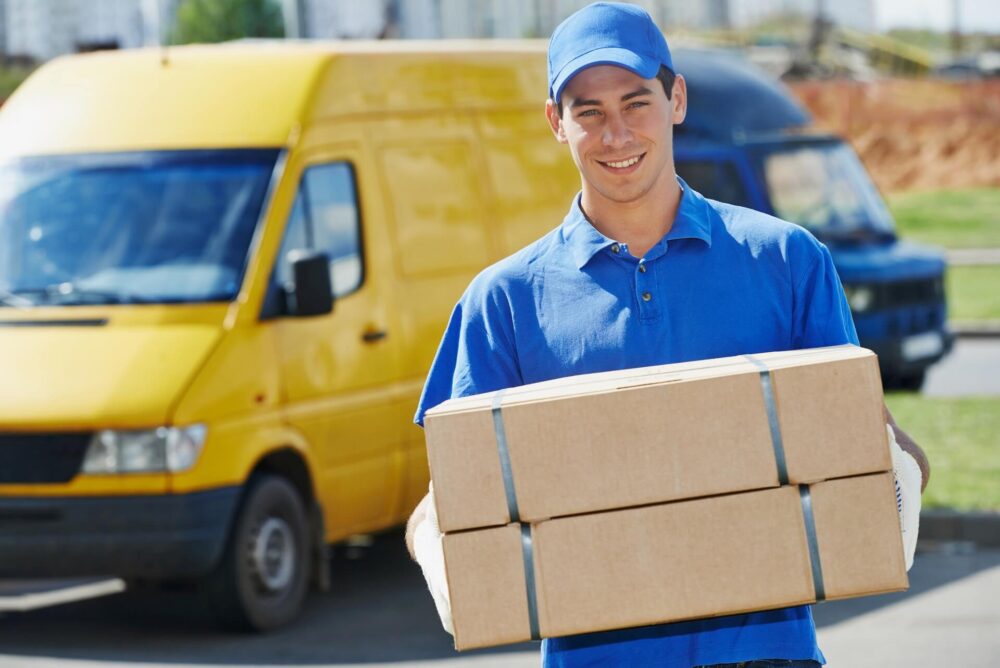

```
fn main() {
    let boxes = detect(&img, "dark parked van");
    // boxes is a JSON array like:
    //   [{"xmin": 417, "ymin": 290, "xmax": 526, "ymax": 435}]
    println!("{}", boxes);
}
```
[{"xmin": 673, "ymin": 49, "xmax": 952, "ymax": 389}]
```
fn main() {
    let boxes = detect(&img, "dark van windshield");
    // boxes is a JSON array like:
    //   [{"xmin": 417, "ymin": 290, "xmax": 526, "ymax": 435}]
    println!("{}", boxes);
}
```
[
  {"xmin": 0, "ymin": 149, "xmax": 278, "ymax": 306},
  {"xmin": 754, "ymin": 141, "xmax": 896, "ymax": 242}
]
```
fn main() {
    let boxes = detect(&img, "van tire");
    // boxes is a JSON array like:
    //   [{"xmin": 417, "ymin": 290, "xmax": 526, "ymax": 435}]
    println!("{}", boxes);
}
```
[
  {"xmin": 202, "ymin": 474, "xmax": 310, "ymax": 631},
  {"xmin": 885, "ymin": 369, "xmax": 926, "ymax": 392}
]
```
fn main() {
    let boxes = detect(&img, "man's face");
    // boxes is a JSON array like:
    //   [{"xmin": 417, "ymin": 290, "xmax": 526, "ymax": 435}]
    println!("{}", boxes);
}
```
[{"xmin": 546, "ymin": 65, "xmax": 686, "ymax": 207}]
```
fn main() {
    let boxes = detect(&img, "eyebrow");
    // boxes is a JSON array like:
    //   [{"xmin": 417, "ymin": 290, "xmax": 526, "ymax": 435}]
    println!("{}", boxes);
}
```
[
  {"xmin": 621, "ymin": 87, "xmax": 654, "ymax": 102},
  {"xmin": 568, "ymin": 86, "xmax": 654, "ymax": 109}
]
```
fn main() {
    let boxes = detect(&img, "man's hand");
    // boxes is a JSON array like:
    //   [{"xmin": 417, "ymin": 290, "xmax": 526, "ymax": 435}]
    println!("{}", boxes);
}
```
[
  {"xmin": 405, "ymin": 491, "xmax": 432, "ymax": 560},
  {"xmin": 885, "ymin": 403, "xmax": 930, "ymax": 493},
  {"xmin": 887, "ymin": 423, "xmax": 921, "ymax": 570},
  {"xmin": 405, "ymin": 487, "xmax": 454, "ymax": 635}
]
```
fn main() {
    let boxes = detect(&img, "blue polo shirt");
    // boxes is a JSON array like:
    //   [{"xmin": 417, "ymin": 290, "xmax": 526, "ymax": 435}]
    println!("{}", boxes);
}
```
[{"xmin": 415, "ymin": 178, "xmax": 858, "ymax": 667}]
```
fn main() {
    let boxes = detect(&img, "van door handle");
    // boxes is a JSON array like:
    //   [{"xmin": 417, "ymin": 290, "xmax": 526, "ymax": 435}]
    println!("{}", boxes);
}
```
[{"xmin": 362, "ymin": 329, "xmax": 388, "ymax": 343}]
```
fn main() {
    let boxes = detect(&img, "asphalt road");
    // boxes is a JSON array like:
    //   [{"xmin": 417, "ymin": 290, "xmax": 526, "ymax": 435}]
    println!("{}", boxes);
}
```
[
  {"xmin": 0, "ymin": 533, "xmax": 997, "ymax": 668},
  {"xmin": 0, "ymin": 337, "xmax": 994, "ymax": 668},
  {"xmin": 923, "ymin": 337, "xmax": 1000, "ymax": 397}
]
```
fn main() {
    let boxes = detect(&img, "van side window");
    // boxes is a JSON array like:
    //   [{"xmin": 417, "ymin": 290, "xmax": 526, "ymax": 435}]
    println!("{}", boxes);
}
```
[
  {"xmin": 273, "ymin": 196, "xmax": 309, "ymax": 289},
  {"xmin": 273, "ymin": 162, "xmax": 363, "ymax": 301},
  {"xmin": 676, "ymin": 160, "xmax": 751, "ymax": 208}
]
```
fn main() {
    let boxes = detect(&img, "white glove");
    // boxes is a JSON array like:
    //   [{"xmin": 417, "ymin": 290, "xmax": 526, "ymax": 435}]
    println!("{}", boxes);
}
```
[
  {"xmin": 888, "ymin": 424, "xmax": 922, "ymax": 571},
  {"xmin": 414, "ymin": 484, "xmax": 454, "ymax": 635}
]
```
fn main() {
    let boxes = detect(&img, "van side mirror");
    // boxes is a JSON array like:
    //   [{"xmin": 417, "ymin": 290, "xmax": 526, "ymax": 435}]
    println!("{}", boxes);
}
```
[{"xmin": 286, "ymin": 250, "xmax": 333, "ymax": 317}]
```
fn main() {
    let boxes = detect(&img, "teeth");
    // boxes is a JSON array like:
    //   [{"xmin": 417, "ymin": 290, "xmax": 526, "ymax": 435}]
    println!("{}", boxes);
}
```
[{"xmin": 605, "ymin": 156, "xmax": 641, "ymax": 168}]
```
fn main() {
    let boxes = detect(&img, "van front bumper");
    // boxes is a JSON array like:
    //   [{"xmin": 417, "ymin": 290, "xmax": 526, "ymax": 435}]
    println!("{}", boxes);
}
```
[
  {"xmin": 0, "ymin": 486, "xmax": 241, "ymax": 579},
  {"xmin": 866, "ymin": 326, "xmax": 956, "ymax": 377}
]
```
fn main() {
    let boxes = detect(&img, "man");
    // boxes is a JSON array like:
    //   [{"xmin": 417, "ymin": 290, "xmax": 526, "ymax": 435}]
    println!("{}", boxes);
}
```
[{"xmin": 407, "ymin": 3, "xmax": 929, "ymax": 666}]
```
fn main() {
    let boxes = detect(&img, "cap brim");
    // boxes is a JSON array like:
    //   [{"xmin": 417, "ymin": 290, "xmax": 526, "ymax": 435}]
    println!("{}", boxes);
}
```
[{"xmin": 551, "ymin": 47, "xmax": 661, "ymax": 104}]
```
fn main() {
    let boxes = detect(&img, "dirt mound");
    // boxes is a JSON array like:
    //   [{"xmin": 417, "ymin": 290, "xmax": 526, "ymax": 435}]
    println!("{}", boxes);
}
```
[{"xmin": 788, "ymin": 79, "xmax": 1000, "ymax": 193}]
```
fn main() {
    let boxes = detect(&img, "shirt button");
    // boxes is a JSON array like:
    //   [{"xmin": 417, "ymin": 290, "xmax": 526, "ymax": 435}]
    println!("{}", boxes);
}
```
[
  {"xmin": 638, "ymin": 264, "xmax": 647, "ymax": 273},
  {"xmin": 610, "ymin": 243, "xmax": 620, "ymax": 254},
  {"xmin": 642, "ymin": 291, "xmax": 652, "ymax": 302}
]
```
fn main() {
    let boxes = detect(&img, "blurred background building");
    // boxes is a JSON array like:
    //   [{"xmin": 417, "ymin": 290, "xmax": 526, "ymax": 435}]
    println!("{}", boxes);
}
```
[
  {"xmin": 279, "ymin": 0, "xmax": 870, "ymax": 39},
  {"xmin": 0, "ymin": 0, "xmax": 996, "ymax": 81},
  {"xmin": 0, "ymin": 0, "xmax": 911, "ymax": 59},
  {"xmin": 2, "ymin": 0, "xmax": 179, "ymax": 61}
]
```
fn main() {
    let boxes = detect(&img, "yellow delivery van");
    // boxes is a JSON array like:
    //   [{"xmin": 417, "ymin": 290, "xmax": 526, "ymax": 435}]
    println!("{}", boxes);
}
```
[{"xmin": 0, "ymin": 40, "xmax": 579, "ymax": 629}]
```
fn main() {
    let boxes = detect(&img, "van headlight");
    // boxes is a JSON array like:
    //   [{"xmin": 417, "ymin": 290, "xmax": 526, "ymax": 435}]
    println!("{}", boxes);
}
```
[
  {"xmin": 81, "ymin": 425, "xmax": 207, "ymax": 474},
  {"xmin": 844, "ymin": 284, "xmax": 875, "ymax": 313}
]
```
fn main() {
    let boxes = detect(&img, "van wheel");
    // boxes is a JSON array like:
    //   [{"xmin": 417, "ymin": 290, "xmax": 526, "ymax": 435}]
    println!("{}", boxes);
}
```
[
  {"xmin": 884, "ymin": 369, "xmax": 926, "ymax": 392},
  {"xmin": 202, "ymin": 474, "xmax": 310, "ymax": 631}
]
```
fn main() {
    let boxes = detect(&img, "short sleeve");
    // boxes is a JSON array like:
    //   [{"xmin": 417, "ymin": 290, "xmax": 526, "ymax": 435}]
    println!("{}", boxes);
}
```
[
  {"xmin": 414, "ymin": 280, "xmax": 523, "ymax": 426},
  {"xmin": 791, "ymin": 238, "xmax": 860, "ymax": 349}
]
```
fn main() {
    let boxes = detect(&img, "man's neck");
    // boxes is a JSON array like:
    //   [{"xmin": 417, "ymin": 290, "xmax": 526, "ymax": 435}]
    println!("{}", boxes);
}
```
[{"xmin": 579, "ymin": 174, "xmax": 683, "ymax": 259}]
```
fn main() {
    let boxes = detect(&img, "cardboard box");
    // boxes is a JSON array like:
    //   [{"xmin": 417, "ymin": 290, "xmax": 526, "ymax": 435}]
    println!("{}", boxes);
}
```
[
  {"xmin": 425, "ymin": 345, "xmax": 888, "ymax": 533},
  {"xmin": 445, "ymin": 472, "xmax": 908, "ymax": 650}
]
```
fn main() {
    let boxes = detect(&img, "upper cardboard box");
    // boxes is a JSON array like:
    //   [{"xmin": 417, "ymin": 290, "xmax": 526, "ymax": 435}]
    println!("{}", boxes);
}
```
[{"xmin": 424, "ymin": 345, "xmax": 888, "ymax": 534}]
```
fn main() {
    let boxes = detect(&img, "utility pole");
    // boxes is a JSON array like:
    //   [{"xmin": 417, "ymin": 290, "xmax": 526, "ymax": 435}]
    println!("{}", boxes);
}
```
[
  {"xmin": 950, "ymin": 0, "xmax": 962, "ymax": 56},
  {"xmin": 808, "ymin": 0, "xmax": 830, "ymax": 65},
  {"xmin": 282, "ymin": 0, "xmax": 306, "ymax": 39},
  {"xmin": 159, "ymin": 0, "xmax": 170, "ymax": 64}
]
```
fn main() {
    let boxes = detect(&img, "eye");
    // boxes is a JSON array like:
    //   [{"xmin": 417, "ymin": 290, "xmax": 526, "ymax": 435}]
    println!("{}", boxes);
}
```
[
  {"xmin": 627, "ymin": 100, "xmax": 649, "ymax": 110},
  {"xmin": 577, "ymin": 109, "xmax": 601, "ymax": 118}
]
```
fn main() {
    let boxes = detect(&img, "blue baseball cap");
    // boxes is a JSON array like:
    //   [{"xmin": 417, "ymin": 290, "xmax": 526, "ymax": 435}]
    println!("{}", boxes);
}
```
[{"xmin": 548, "ymin": 2, "xmax": 674, "ymax": 105}]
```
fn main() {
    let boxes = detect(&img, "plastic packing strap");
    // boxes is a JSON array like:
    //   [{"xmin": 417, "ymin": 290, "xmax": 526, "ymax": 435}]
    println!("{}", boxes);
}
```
[
  {"xmin": 743, "ymin": 354, "xmax": 791, "ymax": 485},
  {"xmin": 492, "ymin": 389, "xmax": 541, "ymax": 640},
  {"xmin": 799, "ymin": 484, "xmax": 827, "ymax": 601},
  {"xmin": 743, "ymin": 354, "xmax": 826, "ymax": 600}
]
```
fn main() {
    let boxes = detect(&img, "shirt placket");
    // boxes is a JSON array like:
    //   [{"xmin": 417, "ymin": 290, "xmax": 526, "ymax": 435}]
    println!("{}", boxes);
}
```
[
  {"xmin": 636, "ymin": 256, "xmax": 660, "ymax": 321},
  {"xmin": 636, "ymin": 241, "xmax": 667, "ymax": 322},
  {"xmin": 607, "ymin": 241, "xmax": 663, "ymax": 322}
]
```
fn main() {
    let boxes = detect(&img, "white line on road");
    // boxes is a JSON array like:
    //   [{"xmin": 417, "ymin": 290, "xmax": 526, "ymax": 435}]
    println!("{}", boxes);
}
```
[{"xmin": 0, "ymin": 579, "xmax": 124, "ymax": 612}]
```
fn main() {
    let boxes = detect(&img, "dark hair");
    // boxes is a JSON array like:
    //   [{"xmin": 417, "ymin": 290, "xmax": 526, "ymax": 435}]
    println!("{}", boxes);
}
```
[{"xmin": 557, "ymin": 65, "xmax": 675, "ymax": 116}]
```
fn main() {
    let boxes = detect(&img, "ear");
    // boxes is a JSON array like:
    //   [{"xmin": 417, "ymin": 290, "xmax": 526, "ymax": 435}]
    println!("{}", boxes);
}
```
[
  {"xmin": 671, "ymin": 74, "xmax": 687, "ymax": 125},
  {"xmin": 545, "ymin": 98, "xmax": 568, "ymax": 144}
]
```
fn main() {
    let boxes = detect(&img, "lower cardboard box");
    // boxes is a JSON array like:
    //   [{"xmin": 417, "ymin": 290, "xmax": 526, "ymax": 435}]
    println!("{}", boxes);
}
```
[{"xmin": 443, "ymin": 472, "xmax": 908, "ymax": 651}]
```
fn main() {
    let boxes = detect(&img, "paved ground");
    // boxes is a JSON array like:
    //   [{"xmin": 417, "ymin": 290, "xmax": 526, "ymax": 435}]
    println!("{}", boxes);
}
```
[
  {"xmin": 924, "ymin": 337, "xmax": 1000, "ymax": 397},
  {"xmin": 945, "ymin": 248, "xmax": 1000, "ymax": 265},
  {"xmin": 815, "ymin": 545, "xmax": 1000, "ymax": 666},
  {"xmin": 0, "ymin": 533, "xmax": 996, "ymax": 668}
]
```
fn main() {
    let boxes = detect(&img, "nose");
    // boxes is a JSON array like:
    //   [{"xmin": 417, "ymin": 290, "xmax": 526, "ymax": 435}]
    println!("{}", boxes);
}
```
[{"xmin": 601, "ymin": 111, "xmax": 633, "ymax": 149}]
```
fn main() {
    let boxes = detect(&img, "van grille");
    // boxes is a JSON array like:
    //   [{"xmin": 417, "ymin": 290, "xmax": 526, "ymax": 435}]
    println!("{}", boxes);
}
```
[
  {"xmin": 0, "ymin": 433, "xmax": 92, "ymax": 484},
  {"xmin": 877, "ymin": 277, "xmax": 944, "ymax": 308},
  {"xmin": 886, "ymin": 306, "xmax": 944, "ymax": 337}
]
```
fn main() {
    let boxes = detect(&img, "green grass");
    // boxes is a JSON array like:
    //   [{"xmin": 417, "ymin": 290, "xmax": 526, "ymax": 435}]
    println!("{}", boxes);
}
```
[
  {"xmin": 885, "ymin": 393, "xmax": 1000, "ymax": 511},
  {"xmin": 889, "ymin": 188, "xmax": 1000, "ymax": 249},
  {"xmin": 948, "ymin": 265, "xmax": 1000, "ymax": 321},
  {"xmin": 0, "ymin": 65, "xmax": 34, "ymax": 100}
]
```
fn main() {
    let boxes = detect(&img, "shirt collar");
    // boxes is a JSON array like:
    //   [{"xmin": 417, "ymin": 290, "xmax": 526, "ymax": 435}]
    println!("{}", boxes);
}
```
[{"xmin": 561, "ymin": 176, "xmax": 714, "ymax": 270}]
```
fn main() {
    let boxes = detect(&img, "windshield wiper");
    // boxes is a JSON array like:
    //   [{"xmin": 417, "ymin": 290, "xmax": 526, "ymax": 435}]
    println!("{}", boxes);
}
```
[
  {"xmin": 40, "ymin": 283, "xmax": 152, "ymax": 305},
  {"xmin": 0, "ymin": 288, "xmax": 36, "ymax": 308},
  {"xmin": 817, "ymin": 227, "xmax": 895, "ymax": 245}
]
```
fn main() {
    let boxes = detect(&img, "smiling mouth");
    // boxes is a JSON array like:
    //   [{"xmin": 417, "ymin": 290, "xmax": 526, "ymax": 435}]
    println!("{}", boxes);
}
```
[{"xmin": 598, "ymin": 153, "xmax": 646, "ymax": 170}]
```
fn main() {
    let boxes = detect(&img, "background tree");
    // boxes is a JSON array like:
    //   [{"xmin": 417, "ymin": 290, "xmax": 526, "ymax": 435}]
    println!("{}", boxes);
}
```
[{"xmin": 173, "ymin": 0, "xmax": 285, "ymax": 44}]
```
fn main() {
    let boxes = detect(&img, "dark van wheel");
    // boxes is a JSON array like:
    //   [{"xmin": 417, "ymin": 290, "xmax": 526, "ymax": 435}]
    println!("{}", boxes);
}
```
[
  {"xmin": 884, "ymin": 369, "xmax": 926, "ymax": 392},
  {"xmin": 202, "ymin": 474, "xmax": 310, "ymax": 631}
]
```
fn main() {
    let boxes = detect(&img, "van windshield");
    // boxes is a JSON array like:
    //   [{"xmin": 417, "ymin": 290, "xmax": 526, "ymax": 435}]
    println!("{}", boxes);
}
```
[
  {"xmin": 0, "ymin": 149, "xmax": 279, "ymax": 306},
  {"xmin": 755, "ymin": 141, "xmax": 896, "ymax": 242}
]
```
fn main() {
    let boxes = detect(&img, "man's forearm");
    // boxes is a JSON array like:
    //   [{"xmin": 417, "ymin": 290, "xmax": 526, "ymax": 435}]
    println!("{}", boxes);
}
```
[{"xmin": 885, "ymin": 404, "xmax": 930, "ymax": 493}]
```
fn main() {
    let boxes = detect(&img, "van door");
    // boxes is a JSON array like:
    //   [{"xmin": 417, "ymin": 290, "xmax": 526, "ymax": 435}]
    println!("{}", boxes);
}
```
[
  {"xmin": 369, "ymin": 115, "xmax": 498, "ymax": 515},
  {"xmin": 266, "ymin": 145, "xmax": 405, "ymax": 539},
  {"xmin": 477, "ymin": 109, "xmax": 581, "ymax": 256}
]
